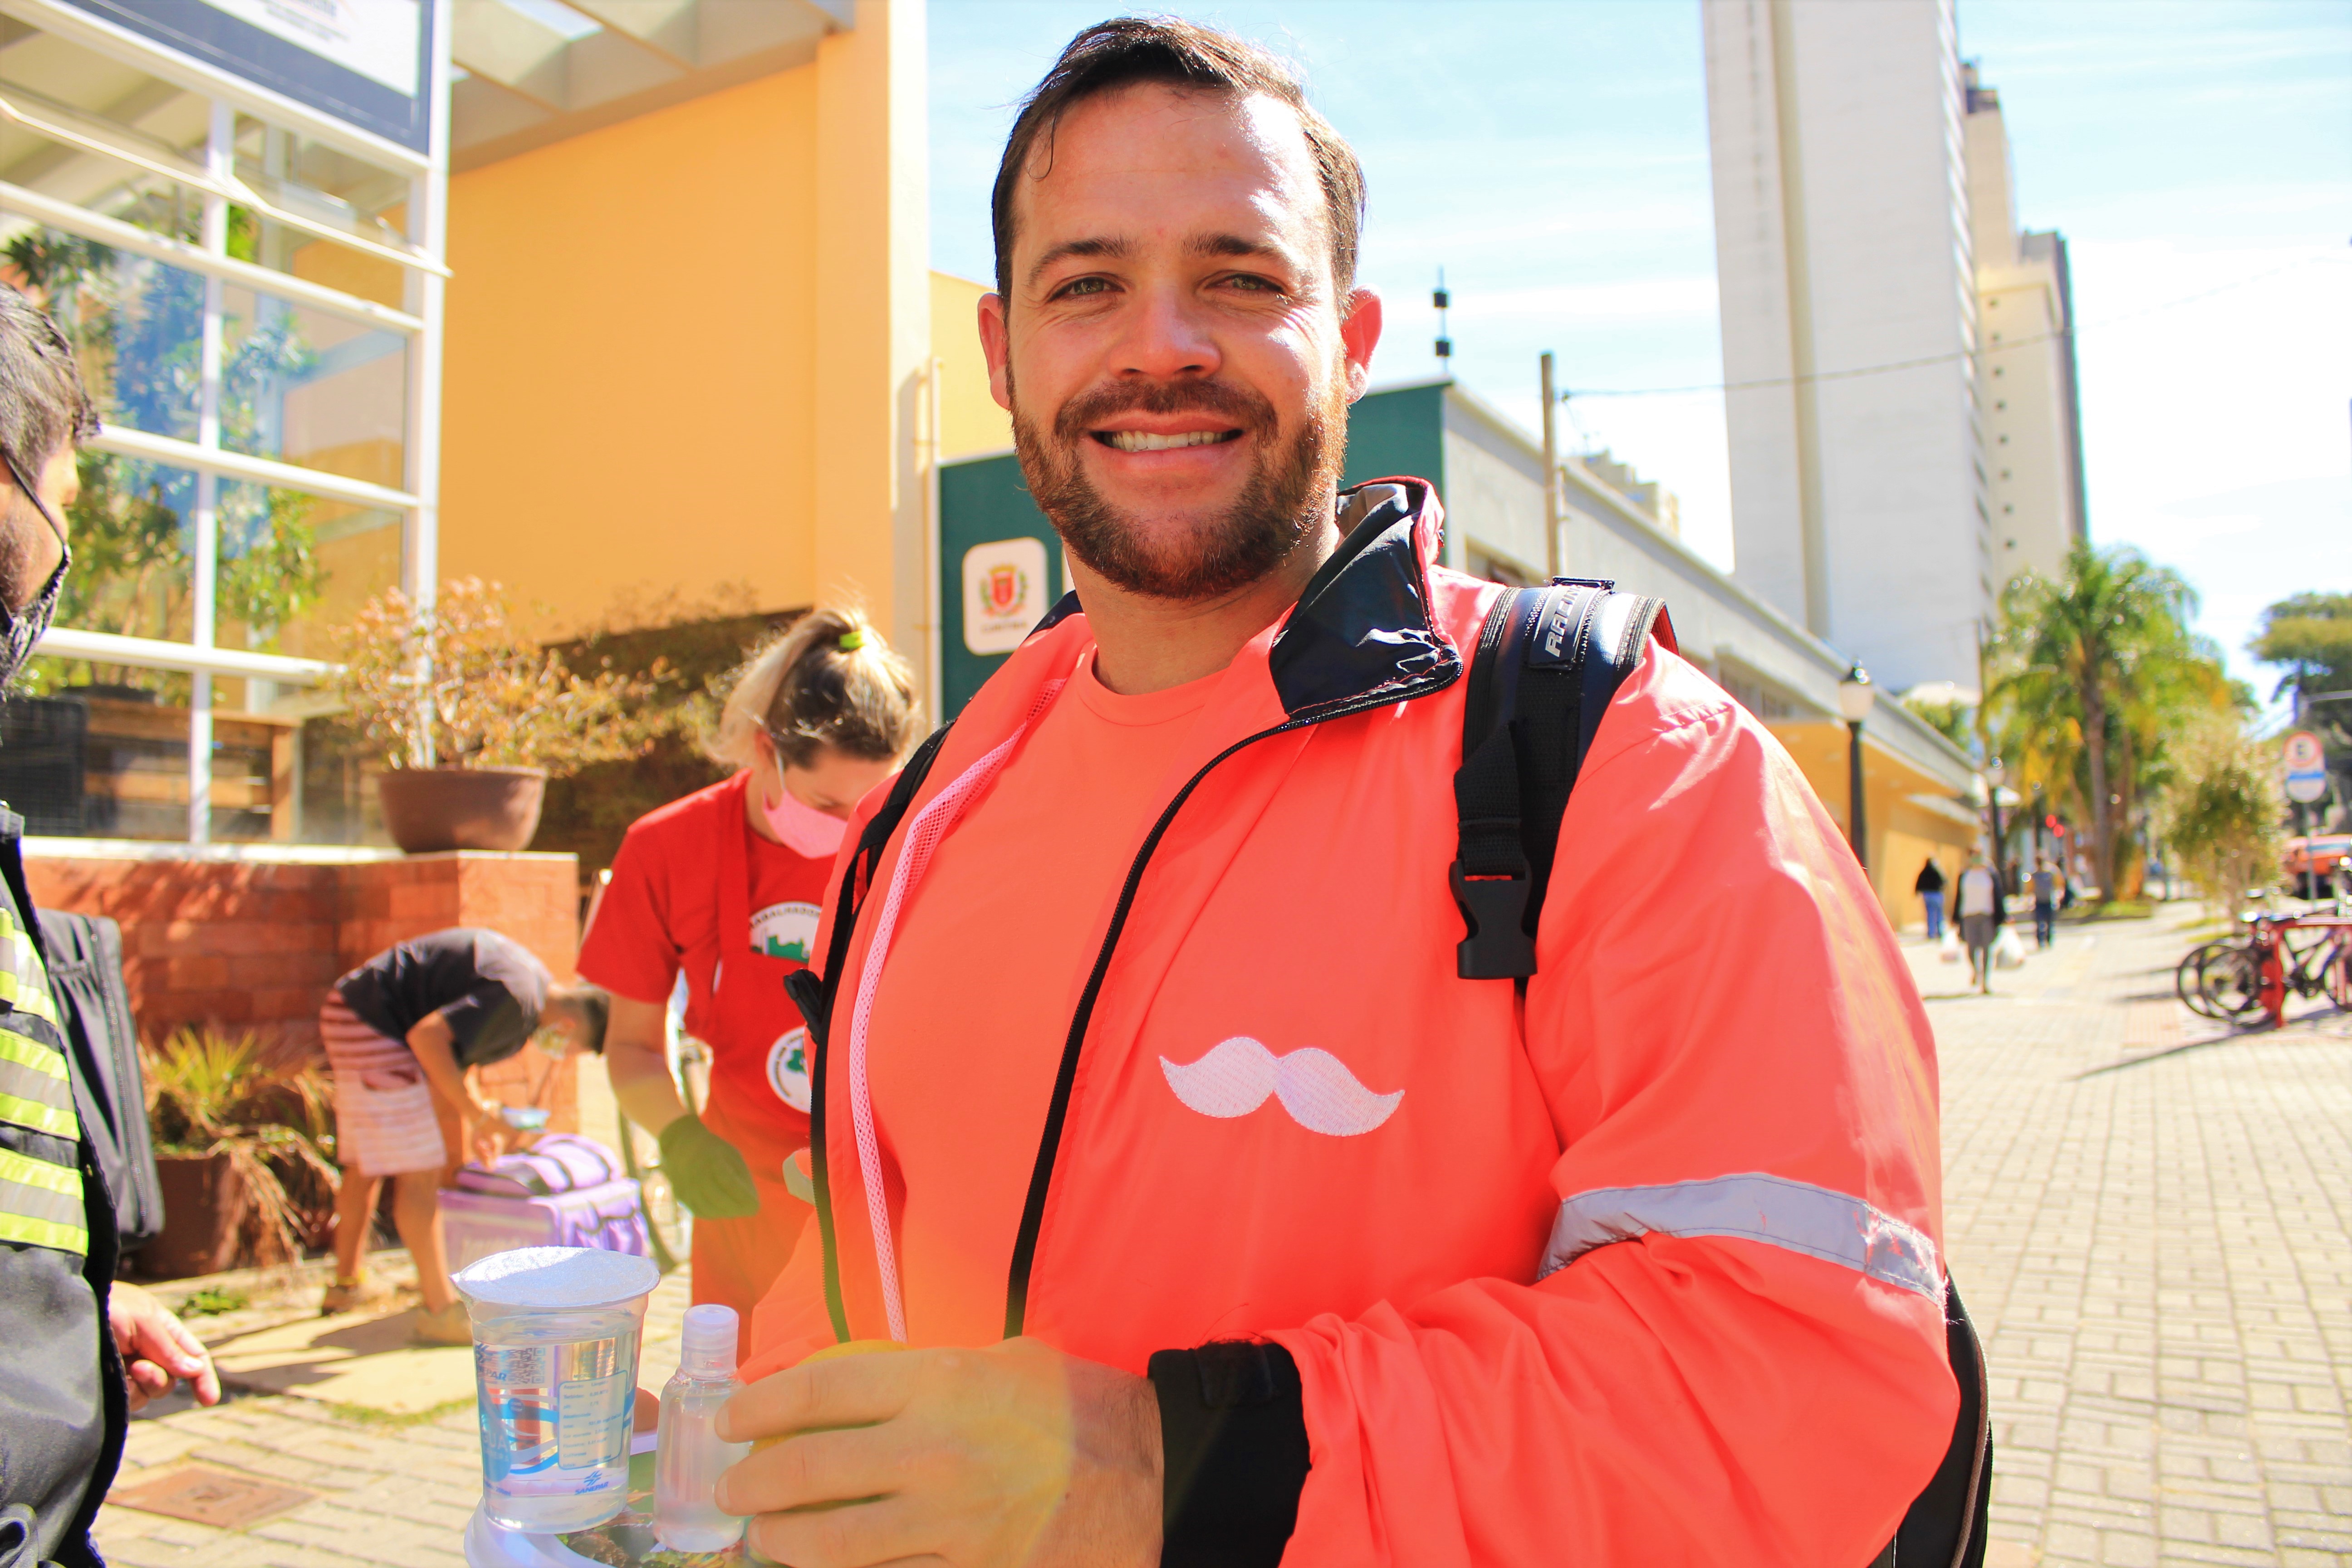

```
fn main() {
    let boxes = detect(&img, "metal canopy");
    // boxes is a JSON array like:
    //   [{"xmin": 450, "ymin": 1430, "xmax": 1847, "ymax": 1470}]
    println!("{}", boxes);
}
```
[{"xmin": 450, "ymin": 0, "xmax": 851, "ymax": 169}]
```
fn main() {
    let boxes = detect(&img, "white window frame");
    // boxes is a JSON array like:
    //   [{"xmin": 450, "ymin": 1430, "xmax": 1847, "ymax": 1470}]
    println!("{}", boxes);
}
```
[{"xmin": 5, "ymin": 0, "xmax": 451, "ymax": 844}]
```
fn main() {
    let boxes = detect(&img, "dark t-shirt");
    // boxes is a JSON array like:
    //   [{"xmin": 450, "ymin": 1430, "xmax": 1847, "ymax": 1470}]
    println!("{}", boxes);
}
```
[
  {"xmin": 333, "ymin": 928, "xmax": 551, "ymax": 1069},
  {"xmin": 1915, "ymin": 862, "xmax": 1945, "ymax": 894}
]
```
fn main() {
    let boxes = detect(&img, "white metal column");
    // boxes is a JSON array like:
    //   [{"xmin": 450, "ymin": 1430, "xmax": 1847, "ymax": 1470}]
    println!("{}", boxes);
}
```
[
  {"xmin": 186, "ymin": 99, "xmax": 233, "ymax": 844},
  {"xmin": 399, "ymin": 0, "xmax": 452, "ymax": 767}
]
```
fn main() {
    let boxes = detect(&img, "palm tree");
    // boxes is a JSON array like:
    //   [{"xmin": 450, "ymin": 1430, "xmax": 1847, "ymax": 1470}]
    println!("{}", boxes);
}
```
[{"xmin": 1993, "ymin": 543, "xmax": 2210, "ymax": 901}]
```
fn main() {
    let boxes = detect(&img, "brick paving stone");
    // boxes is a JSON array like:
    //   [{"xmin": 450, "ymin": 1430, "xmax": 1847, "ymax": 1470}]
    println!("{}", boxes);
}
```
[
  {"xmin": 1930, "ymin": 907, "xmax": 2352, "ymax": 1567},
  {"xmin": 89, "ymin": 911, "xmax": 2348, "ymax": 1566},
  {"xmin": 93, "ymin": 1271, "xmax": 695, "ymax": 1567}
]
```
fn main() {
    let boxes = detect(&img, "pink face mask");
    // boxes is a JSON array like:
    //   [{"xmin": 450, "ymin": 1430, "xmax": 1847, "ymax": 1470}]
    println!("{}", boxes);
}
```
[{"xmin": 762, "ymin": 773, "xmax": 848, "ymax": 859}]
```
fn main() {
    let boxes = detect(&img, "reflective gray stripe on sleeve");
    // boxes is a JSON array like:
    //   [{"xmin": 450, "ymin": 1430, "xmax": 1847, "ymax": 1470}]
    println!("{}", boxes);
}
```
[{"xmin": 1539, "ymin": 1172, "xmax": 1944, "ymax": 1301}]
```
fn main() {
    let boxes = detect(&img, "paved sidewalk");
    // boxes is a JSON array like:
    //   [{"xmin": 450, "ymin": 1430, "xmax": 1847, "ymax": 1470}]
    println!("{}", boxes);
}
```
[
  {"xmin": 94, "ymin": 1269, "xmax": 695, "ymax": 1568},
  {"xmin": 1918, "ymin": 907, "xmax": 2352, "ymax": 1568},
  {"xmin": 91, "ymin": 906, "xmax": 2348, "ymax": 1566}
]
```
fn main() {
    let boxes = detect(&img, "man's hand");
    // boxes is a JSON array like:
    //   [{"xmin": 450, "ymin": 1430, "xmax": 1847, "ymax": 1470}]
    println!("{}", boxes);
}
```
[
  {"xmin": 108, "ymin": 1283, "xmax": 221, "ymax": 1413},
  {"xmin": 466, "ymin": 1102, "xmax": 510, "ymax": 1167},
  {"xmin": 715, "ymin": 1338, "xmax": 1162, "ymax": 1568}
]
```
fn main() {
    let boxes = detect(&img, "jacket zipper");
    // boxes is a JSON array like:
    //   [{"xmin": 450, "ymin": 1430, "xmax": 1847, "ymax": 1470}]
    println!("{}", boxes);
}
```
[{"xmin": 1000, "ymin": 672, "xmax": 1458, "ymax": 1337}]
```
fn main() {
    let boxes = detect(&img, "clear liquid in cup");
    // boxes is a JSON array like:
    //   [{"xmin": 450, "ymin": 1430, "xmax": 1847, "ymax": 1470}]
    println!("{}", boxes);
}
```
[{"xmin": 473, "ymin": 1308, "xmax": 641, "ymax": 1533}]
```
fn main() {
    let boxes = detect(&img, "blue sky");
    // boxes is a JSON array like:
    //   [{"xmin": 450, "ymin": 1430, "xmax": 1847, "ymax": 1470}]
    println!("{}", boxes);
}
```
[{"xmin": 928, "ymin": 1, "xmax": 2352, "ymax": 703}]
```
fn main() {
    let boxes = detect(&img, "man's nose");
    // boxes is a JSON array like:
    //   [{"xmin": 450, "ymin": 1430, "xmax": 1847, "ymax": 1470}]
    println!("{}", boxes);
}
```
[{"xmin": 1112, "ymin": 284, "xmax": 1221, "ymax": 381}]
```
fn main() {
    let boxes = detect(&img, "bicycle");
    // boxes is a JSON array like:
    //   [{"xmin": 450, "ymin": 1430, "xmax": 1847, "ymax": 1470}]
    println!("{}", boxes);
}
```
[{"xmin": 2176, "ymin": 914, "xmax": 2352, "ymax": 1024}]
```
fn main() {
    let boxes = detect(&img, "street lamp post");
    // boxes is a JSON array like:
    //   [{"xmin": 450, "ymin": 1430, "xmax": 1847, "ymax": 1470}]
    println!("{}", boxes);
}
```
[
  {"xmin": 1837, "ymin": 664, "xmax": 1876, "ymax": 872},
  {"xmin": 1986, "ymin": 756, "xmax": 2008, "ymax": 895}
]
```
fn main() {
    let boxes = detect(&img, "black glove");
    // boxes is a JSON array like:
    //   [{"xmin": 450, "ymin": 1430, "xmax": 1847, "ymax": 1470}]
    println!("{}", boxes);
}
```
[{"xmin": 657, "ymin": 1114, "xmax": 760, "ymax": 1219}]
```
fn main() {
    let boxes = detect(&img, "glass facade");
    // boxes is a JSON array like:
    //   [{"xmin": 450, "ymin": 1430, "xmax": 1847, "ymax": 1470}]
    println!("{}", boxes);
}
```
[{"xmin": 0, "ymin": 8, "xmax": 443, "ymax": 845}]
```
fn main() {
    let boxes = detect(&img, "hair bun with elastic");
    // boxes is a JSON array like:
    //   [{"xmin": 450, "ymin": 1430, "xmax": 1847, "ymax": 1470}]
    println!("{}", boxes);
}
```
[{"xmin": 837, "ymin": 629, "xmax": 866, "ymax": 652}]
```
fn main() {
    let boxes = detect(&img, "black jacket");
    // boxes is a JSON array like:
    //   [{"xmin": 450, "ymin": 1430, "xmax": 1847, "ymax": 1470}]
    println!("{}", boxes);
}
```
[{"xmin": 0, "ymin": 808, "xmax": 124, "ymax": 1568}]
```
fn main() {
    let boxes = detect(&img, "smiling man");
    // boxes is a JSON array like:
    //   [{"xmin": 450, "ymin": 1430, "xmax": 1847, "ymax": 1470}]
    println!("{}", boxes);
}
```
[{"xmin": 719, "ymin": 19, "xmax": 1964, "ymax": 1568}]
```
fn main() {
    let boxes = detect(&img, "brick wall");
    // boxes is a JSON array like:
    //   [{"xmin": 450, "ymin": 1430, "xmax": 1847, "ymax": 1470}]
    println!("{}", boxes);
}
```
[{"xmin": 25, "ymin": 846, "xmax": 583, "ymax": 1130}]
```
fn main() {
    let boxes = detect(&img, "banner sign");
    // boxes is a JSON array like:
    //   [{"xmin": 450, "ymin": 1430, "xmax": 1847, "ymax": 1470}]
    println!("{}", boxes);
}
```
[{"xmin": 60, "ymin": 0, "xmax": 434, "ymax": 153}]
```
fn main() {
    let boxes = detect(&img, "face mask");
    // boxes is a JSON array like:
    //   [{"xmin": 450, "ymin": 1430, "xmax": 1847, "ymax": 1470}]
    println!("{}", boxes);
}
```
[
  {"xmin": 0, "ymin": 454, "xmax": 70, "ymax": 691},
  {"xmin": 762, "ymin": 767, "xmax": 848, "ymax": 859}
]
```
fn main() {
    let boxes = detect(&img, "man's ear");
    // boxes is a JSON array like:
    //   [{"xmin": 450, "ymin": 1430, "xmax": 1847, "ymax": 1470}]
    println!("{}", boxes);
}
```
[
  {"xmin": 979, "ymin": 293, "xmax": 1013, "ymax": 413},
  {"xmin": 1340, "ymin": 287, "xmax": 1383, "ymax": 402}
]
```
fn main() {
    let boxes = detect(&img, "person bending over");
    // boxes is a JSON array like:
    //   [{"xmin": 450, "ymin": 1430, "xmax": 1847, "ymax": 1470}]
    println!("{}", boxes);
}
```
[{"xmin": 321, "ymin": 927, "xmax": 608, "ymax": 1341}]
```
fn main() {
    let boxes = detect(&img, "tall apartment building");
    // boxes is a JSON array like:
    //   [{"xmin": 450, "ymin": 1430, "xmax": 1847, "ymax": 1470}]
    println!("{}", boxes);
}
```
[
  {"xmin": 1703, "ymin": 0, "xmax": 1994, "ymax": 694},
  {"xmin": 1965, "ymin": 66, "xmax": 2089, "ymax": 584}
]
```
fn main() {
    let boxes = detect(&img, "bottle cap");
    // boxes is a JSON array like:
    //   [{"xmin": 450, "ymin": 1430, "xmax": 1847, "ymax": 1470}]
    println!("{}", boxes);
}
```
[{"xmin": 680, "ymin": 1303, "xmax": 740, "ymax": 1374}]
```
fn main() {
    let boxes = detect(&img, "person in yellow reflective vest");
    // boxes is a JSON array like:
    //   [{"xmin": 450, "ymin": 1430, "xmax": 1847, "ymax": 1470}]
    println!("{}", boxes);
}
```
[{"xmin": 0, "ymin": 283, "xmax": 221, "ymax": 1568}]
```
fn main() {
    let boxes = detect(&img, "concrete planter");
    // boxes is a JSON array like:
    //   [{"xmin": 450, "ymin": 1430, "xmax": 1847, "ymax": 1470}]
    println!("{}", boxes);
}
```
[{"xmin": 377, "ymin": 766, "xmax": 547, "ymax": 854}]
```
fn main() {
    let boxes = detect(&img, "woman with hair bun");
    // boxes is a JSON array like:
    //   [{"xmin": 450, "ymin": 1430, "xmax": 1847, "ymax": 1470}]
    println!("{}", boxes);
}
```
[{"xmin": 577, "ymin": 606, "xmax": 919, "ymax": 1331}]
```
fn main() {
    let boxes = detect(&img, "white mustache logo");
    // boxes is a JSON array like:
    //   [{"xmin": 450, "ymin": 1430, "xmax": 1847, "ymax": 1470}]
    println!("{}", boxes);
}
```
[{"xmin": 1159, "ymin": 1037, "xmax": 1403, "ymax": 1137}]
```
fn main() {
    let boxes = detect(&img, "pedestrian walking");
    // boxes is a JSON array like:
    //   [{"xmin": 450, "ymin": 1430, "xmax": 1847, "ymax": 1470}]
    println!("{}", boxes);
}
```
[
  {"xmin": 1915, "ymin": 854, "xmax": 1947, "ymax": 939},
  {"xmin": 2031, "ymin": 858, "xmax": 2060, "ymax": 949},
  {"xmin": 576, "ymin": 607, "xmax": 918, "ymax": 1338},
  {"xmin": 320, "ymin": 929, "xmax": 609, "ymax": 1340},
  {"xmin": 714, "ymin": 23, "xmax": 1975, "ymax": 1568},
  {"xmin": 1957, "ymin": 850, "xmax": 2004, "ymax": 992}
]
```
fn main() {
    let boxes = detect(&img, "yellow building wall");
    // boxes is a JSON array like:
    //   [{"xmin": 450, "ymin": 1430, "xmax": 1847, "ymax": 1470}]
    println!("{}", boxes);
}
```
[
  {"xmin": 1768, "ymin": 719, "xmax": 1980, "ymax": 931},
  {"xmin": 931, "ymin": 270, "xmax": 1012, "ymax": 460},
  {"xmin": 439, "ymin": 65, "xmax": 822, "ymax": 633}
]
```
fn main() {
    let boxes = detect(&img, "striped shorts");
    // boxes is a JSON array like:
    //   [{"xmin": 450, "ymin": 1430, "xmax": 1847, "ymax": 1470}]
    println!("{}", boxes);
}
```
[{"xmin": 320, "ymin": 995, "xmax": 449, "ymax": 1177}]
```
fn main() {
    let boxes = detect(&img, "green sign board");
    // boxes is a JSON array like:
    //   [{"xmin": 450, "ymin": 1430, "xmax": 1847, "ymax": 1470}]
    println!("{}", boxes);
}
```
[{"xmin": 938, "ymin": 454, "xmax": 1066, "ymax": 719}]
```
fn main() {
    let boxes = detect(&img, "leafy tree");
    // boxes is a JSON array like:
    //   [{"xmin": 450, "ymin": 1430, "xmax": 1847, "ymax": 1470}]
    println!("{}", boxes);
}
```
[
  {"xmin": 1900, "ymin": 693, "xmax": 1975, "ymax": 754},
  {"xmin": 2161, "ymin": 713, "xmax": 2281, "ymax": 917},
  {"xmin": 2253, "ymin": 591, "xmax": 2352, "ymax": 813},
  {"xmin": 1992, "ymin": 542, "xmax": 2238, "ymax": 901},
  {"xmin": 4, "ymin": 225, "xmax": 324, "ymax": 690}
]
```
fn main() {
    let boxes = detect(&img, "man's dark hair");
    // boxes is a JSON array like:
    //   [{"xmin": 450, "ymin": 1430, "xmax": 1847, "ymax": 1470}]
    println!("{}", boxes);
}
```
[
  {"xmin": 0, "ymin": 282, "xmax": 98, "ymax": 480},
  {"xmin": 991, "ymin": 17, "xmax": 1367, "ymax": 304},
  {"xmin": 553, "ymin": 983, "xmax": 611, "ymax": 1055}
]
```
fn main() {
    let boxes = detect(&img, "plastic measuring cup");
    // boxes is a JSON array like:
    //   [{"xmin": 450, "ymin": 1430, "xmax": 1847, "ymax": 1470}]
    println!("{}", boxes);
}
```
[{"xmin": 454, "ymin": 1246, "xmax": 660, "ymax": 1534}]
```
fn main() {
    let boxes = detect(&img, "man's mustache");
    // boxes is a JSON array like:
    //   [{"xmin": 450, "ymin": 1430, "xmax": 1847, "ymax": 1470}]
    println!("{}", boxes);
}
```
[{"xmin": 1051, "ymin": 379, "xmax": 1279, "ymax": 447}]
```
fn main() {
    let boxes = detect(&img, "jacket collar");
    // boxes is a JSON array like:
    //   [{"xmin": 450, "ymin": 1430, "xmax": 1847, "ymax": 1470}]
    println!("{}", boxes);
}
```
[{"xmin": 1024, "ymin": 478, "xmax": 1460, "ymax": 722}]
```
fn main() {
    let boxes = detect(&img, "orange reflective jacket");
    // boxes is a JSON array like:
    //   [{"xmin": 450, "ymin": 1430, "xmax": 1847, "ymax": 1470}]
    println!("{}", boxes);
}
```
[{"xmin": 750, "ymin": 481, "xmax": 1956, "ymax": 1565}]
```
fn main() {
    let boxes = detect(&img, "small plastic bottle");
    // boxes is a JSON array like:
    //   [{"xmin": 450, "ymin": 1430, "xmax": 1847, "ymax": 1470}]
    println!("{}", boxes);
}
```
[{"xmin": 654, "ymin": 1303, "xmax": 753, "ymax": 1552}]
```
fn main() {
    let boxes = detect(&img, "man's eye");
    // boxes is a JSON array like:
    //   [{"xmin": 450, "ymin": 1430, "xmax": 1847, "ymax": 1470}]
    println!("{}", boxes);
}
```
[
  {"xmin": 1222, "ymin": 274, "xmax": 1284, "ymax": 294},
  {"xmin": 1055, "ymin": 276, "xmax": 1113, "ymax": 299}
]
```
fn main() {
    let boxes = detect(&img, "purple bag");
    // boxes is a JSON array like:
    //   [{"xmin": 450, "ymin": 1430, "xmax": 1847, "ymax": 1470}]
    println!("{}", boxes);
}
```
[
  {"xmin": 455, "ymin": 1132, "xmax": 626, "ymax": 1199},
  {"xmin": 440, "ymin": 1177, "xmax": 650, "ymax": 1274},
  {"xmin": 441, "ymin": 1135, "xmax": 648, "ymax": 1273}
]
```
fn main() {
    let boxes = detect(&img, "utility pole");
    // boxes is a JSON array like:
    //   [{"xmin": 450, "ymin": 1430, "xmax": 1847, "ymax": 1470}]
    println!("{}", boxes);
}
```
[{"xmin": 1540, "ymin": 352, "xmax": 1561, "ymax": 578}]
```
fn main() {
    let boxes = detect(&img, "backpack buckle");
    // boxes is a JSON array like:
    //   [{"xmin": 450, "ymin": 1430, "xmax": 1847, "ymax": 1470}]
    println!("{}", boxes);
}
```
[{"xmin": 1450, "ymin": 860, "xmax": 1537, "ymax": 980}]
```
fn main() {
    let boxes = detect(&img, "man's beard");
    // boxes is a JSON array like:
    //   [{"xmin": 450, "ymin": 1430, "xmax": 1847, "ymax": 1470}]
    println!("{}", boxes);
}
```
[{"xmin": 1011, "ymin": 370, "xmax": 1345, "ymax": 601}]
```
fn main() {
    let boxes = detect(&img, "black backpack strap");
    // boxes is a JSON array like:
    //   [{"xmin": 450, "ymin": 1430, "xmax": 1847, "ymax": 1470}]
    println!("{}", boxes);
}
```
[
  {"xmin": 1873, "ymin": 1279, "xmax": 1992, "ymax": 1568},
  {"xmin": 1450, "ymin": 579, "xmax": 1668, "ymax": 980},
  {"xmin": 1455, "ymin": 595, "xmax": 1987, "ymax": 1566},
  {"xmin": 782, "ymin": 720, "xmax": 954, "ymax": 1344}
]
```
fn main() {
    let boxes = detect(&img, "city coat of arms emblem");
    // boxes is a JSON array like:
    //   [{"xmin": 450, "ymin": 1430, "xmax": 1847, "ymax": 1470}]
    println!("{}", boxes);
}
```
[{"xmin": 982, "ymin": 563, "xmax": 1028, "ymax": 618}]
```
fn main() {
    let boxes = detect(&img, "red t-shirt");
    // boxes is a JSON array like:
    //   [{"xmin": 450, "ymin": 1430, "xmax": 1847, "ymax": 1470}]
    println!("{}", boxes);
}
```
[
  {"xmin": 579, "ymin": 774, "xmax": 831, "ymax": 1043},
  {"xmin": 865, "ymin": 654, "xmax": 1215, "ymax": 1345}
]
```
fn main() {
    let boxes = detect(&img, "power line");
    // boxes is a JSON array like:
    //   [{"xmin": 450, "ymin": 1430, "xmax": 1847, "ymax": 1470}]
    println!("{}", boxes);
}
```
[{"xmin": 1563, "ymin": 255, "xmax": 2345, "ymax": 400}]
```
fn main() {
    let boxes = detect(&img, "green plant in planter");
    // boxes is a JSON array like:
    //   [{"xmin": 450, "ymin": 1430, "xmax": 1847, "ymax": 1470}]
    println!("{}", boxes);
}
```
[
  {"xmin": 142, "ymin": 1029, "xmax": 339, "ymax": 1268},
  {"xmin": 327, "ymin": 577, "xmax": 665, "ymax": 771}
]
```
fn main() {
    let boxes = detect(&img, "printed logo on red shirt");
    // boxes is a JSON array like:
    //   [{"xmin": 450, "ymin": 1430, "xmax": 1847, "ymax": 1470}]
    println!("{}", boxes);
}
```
[
  {"xmin": 767, "ymin": 1027, "xmax": 811, "ymax": 1112},
  {"xmin": 750, "ymin": 901, "xmax": 821, "ymax": 964}
]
